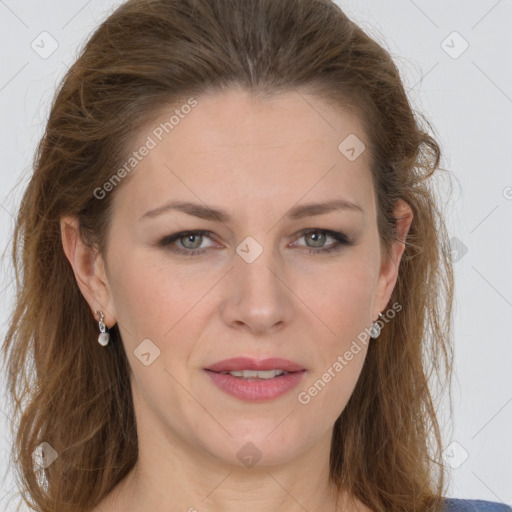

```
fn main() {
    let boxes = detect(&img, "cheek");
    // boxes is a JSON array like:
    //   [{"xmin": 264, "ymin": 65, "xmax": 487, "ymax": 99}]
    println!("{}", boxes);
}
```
[
  {"xmin": 301, "ymin": 254, "xmax": 378, "ymax": 337},
  {"xmin": 108, "ymin": 249, "xmax": 203, "ymax": 340},
  {"xmin": 293, "ymin": 250, "xmax": 376, "ymax": 410},
  {"xmin": 298, "ymin": 272, "xmax": 372, "ymax": 417},
  {"xmin": 108, "ymin": 254, "xmax": 198, "ymax": 396},
  {"xmin": 107, "ymin": 250, "xmax": 215, "ymax": 393}
]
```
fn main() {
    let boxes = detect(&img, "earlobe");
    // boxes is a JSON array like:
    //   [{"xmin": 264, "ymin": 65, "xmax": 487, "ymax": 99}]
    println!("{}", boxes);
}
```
[{"xmin": 60, "ymin": 216, "xmax": 116, "ymax": 328}]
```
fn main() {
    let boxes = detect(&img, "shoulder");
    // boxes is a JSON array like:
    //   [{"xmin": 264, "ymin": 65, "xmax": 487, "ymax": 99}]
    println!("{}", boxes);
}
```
[{"xmin": 442, "ymin": 498, "xmax": 512, "ymax": 512}]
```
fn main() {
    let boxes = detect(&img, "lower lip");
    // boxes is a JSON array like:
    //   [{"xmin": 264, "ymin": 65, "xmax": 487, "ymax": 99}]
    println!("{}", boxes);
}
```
[{"xmin": 204, "ymin": 370, "xmax": 306, "ymax": 402}]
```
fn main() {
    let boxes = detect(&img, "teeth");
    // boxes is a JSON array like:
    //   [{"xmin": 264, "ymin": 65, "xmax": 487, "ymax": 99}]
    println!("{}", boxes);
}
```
[{"xmin": 221, "ymin": 369, "xmax": 289, "ymax": 379}]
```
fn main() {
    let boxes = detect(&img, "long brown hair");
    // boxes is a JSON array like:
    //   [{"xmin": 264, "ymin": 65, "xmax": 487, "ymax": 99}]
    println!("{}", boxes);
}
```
[{"xmin": 2, "ymin": 0, "xmax": 455, "ymax": 510}]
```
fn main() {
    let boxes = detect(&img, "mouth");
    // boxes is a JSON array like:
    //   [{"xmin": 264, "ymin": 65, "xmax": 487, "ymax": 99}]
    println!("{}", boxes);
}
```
[{"xmin": 203, "ymin": 357, "xmax": 306, "ymax": 402}]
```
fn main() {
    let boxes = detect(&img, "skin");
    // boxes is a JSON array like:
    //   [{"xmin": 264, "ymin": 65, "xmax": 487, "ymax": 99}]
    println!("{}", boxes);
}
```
[{"xmin": 61, "ymin": 87, "xmax": 413, "ymax": 512}]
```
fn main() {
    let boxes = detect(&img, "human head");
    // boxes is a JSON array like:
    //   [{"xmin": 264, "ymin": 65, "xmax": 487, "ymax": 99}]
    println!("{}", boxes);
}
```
[{"xmin": 3, "ymin": 1, "xmax": 454, "ymax": 511}]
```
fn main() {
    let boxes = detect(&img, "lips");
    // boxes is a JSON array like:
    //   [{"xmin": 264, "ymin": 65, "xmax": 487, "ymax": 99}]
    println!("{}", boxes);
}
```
[
  {"xmin": 204, "ymin": 357, "xmax": 307, "ymax": 401},
  {"xmin": 204, "ymin": 357, "xmax": 306, "ymax": 373}
]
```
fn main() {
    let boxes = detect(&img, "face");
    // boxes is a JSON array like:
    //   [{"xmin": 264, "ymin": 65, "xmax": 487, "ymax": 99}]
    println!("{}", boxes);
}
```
[{"xmin": 69, "ymin": 88, "xmax": 410, "ymax": 470}]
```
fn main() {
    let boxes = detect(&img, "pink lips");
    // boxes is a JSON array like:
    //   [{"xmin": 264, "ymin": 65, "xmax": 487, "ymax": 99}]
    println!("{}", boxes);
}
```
[{"xmin": 204, "ymin": 357, "xmax": 306, "ymax": 402}]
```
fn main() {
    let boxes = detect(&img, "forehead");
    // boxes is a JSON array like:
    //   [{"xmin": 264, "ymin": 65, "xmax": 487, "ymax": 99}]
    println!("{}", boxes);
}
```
[{"xmin": 111, "ymin": 88, "xmax": 375, "ymax": 226}]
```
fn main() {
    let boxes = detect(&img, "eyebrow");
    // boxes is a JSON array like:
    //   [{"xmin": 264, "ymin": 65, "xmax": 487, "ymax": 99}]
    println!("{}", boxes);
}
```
[{"xmin": 138, "ymin": 198, "xmax": 364, "ymax": 223}]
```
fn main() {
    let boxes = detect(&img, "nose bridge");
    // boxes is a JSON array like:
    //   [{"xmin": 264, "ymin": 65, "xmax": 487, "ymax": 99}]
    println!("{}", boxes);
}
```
[
  {"xmin": 239, "ymin": 240, "xmax": 278, "ymax": 292},
  {"xmin": 236, "ymin": 234, "xmax": 283, "ymax": 303}
]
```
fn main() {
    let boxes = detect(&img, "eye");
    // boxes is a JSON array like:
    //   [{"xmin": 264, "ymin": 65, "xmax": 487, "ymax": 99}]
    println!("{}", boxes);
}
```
[
  {"xmin": 158, "ymin": 230, "xmax": 218, "ymax": 256},
  {"xmin": 293, "ymin": 229, "xmax": 353, "ymax": 254}
]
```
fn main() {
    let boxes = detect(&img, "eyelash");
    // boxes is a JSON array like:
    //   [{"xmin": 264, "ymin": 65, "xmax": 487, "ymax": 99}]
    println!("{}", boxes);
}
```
[{"xmin": 157, "ymin": 229, "xmax": 353, "ymax": 257}]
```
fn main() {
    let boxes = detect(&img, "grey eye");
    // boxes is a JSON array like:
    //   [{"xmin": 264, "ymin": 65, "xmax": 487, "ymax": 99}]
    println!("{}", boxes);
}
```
[
  {"xmin": 179, "ymin": 233, "xmax": 204, "ymax": 249},
  {"xmin": 304, "ymin": 231, "xmax": 328, "ymax": 248}
]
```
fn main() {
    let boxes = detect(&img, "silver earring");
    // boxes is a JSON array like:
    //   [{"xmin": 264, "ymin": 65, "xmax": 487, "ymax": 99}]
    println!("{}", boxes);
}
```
[
  {"xmin": 96, "ymin": 310, "xmax": 110, "ymax": 346},
  {"xmin": 369, "ymin": 312, "xmax": 384, "ymax": 339},
  {"xmin": 32, "ymin": 445, "xmax": 49, "ymax": 493}
]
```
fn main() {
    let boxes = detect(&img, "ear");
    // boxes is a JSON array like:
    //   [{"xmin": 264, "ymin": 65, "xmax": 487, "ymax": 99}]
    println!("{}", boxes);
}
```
[
  {"xmin": 372, "ymin": 199, "xmax": 413, "ymax": 320},
  {"xmin": 60, "ymin": 215, "xmax": 117, "ymax": 328}
]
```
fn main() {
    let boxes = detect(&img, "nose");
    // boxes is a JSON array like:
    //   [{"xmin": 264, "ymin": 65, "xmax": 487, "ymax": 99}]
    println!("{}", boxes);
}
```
[{"xmin": 219, "ymin": 243, "xmax": 294, "ymax": 335}]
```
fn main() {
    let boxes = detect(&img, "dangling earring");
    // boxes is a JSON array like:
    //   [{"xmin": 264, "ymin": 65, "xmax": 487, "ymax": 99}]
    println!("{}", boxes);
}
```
[
  {"xmin": 369, "ymin": 312, "xmax": 384, "ymax": 339},
  {"xmin": 32, "ymin": 444, "xmax": 49, "ymax": 493},
  {"xmin": 96, "ymin": 310, "xmax": 110, "ymax": 346}
]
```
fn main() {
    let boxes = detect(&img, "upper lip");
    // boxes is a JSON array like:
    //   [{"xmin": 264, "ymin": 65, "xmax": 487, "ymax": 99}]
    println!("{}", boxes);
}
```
[{"xmin": 205, "ymin": 357, "xmax": 306, "ymax": 373}]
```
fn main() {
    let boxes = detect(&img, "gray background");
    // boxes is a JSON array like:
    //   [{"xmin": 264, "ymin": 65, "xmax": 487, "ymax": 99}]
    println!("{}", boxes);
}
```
[{"xmin": 1, "ymin": 0, "xmax": 511, "ymax": 509}]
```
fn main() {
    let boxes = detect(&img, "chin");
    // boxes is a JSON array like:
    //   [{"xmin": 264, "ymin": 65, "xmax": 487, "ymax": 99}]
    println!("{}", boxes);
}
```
[{"xmin": 196, "ymin": 426, "xmax": 315, "ymax": 470}]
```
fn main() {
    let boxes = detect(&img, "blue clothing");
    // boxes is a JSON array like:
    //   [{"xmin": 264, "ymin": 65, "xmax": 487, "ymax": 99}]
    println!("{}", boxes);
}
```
[{"xmin": 443, "ymin": 498, "xmax": 512, "ymax": 511}]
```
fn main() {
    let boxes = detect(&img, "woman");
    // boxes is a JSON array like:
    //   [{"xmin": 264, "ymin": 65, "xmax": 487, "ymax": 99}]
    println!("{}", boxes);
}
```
[{"xmin": 2, "ymin": 0, "xmax": 510, "ymax": 511}]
